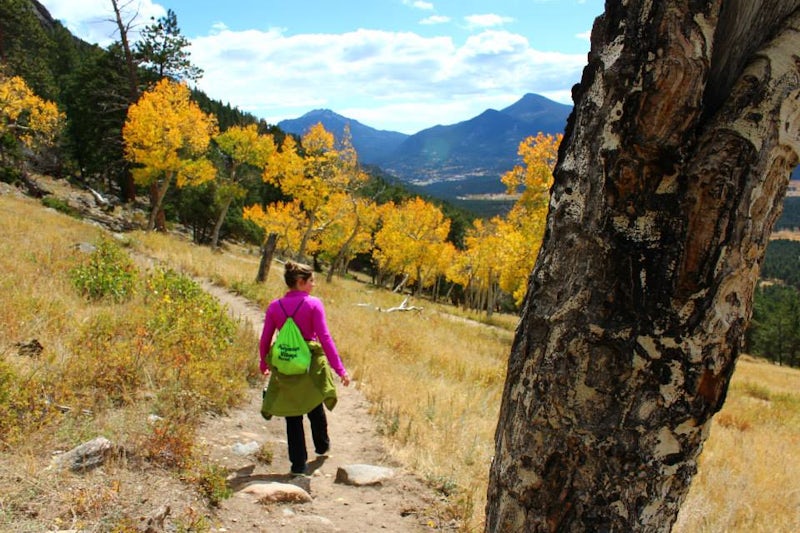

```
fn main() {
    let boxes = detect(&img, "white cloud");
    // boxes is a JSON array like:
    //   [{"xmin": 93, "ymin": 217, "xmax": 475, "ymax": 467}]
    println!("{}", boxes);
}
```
[
  {"xmin": 41, "ymin": 0, "xmax": 166, "ymax": 47},
  {"xmin": 403, "ymin": 0, "xmax": 434, "ymax": 10},
  {"xmin": 420, "ymin": 15, "xmax": 451, "ymax": 25},
  {"xmin": 189, "ymin": 27, "xmax": 584, "ymax": 132},
  {"xmin": 464, "ymin": 14, "xmax": 514, "ymax": 30},
  {"xmin": 37, "ymin": 0, "xmax": 586, "ymax": 133},
  {"xmin": 576, "ymin": 30, "xmax": 592, "ymax": 41}
]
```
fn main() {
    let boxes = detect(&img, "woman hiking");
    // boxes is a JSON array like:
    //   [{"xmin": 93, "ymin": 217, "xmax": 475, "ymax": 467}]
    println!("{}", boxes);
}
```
[{"xmin": 259, "ymin": 260, "xmax": 350, "ymax": 476}]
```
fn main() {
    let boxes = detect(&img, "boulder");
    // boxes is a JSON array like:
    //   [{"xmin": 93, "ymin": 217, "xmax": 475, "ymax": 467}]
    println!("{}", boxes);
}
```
[
  {"xmin": 240, "ymin": 481, "xmax": 312, "ymax": 504},
  {"xmin": 49, "ymin": 436, "xmax": 113, "ymax": 472},
  {"xmin": 335, "ymin": 464, "xmax": 395, "ymax": 486}
]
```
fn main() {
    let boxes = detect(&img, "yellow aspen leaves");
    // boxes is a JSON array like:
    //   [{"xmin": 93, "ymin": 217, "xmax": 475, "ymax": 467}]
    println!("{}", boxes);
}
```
[
  {"xmin": 449, "ymin": 217, "xmax": 501, "ymax": 295},
  {"xmin": 0, "ymin": 73, "xmax": 64, "ymax": 155},
  {"xmin": 245, "ymin": 122, "xmax": 557, "ymax": 308},
  {"xmin": 211, "ymin": 124, "xmax": 276, "ymax": 247},
  {"xmin": 122, "ymin": 78, "xmax": 218, "ymax": 229},
  {"xmin": 316, "ymin": 193, "xmax": 379, "ymax": 266},
  {"xmin": 215, "ymin": 124, "xmax": 275, "ymax": 173},
  {"xmin": 374, "ymin": 197, "xmax": 452, "ymax": 290},
  {"xmin": 502, "ymin": 132, "xmax": 561, "ymax": 212},
  {"xmin": 496, "ymin": 132, "xmax": 562, "ymax": 304},
  {"xmin": 253, "ymin": 123, "xmax": 371, "ymax": 260},
  {"xmin": 123, "ymin": 78, "xmax": 218, "ymax": 188},
  {"xmin": 243, "ymin": 200, "xmax": 307, "ymax": 257}
]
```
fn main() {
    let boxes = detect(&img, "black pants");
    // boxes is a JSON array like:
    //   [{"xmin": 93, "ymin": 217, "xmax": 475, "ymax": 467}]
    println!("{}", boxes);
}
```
[{"xmin": 285, "ymin": 403, "xmax": 329, "ymax": 474}]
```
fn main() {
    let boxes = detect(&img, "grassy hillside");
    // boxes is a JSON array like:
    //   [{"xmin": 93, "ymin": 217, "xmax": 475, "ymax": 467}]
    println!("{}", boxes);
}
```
[
  {"xmin": 0, "ymin": 184, "xmax": 261, "ymax": 530},
  {"xmin": 1, "ymin": 181, "xmax": 798, "ymax": 531}
]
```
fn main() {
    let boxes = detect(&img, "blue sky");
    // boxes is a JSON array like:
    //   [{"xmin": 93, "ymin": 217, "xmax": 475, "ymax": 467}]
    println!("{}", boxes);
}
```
[{"xmin": 39, "ymin": 0, "xmax": 604, "ymax": 134}]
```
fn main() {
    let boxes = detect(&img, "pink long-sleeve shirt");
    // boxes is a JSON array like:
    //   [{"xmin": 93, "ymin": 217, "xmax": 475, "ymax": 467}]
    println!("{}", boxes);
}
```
[{"xmin": 259, "ymin": 290, "xmax": 346, "ymax": 377}]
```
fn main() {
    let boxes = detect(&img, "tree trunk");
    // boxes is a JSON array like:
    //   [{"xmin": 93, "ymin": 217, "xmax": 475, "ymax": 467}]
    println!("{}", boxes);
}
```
[
  {"xmin": 327, "ymin": 218, "xmax": 360, "ymax": 283},
  {"xmin": 211, "ymin": 195, "xmax": 234, "ymax": 250},
  {"xmin": 414, "ymin": 267, "xmax": 422, "ymax": 296},
  {"xmin": 110, "ymin": 0, "xmax": 139, "ymax": 203},
  {"xmin": 295, "ymin": 210, "xmax": 317, "ymax": 262},
  {"xmin": 147, "ymin": 175, "xmax": 173, "ymax": 231},
  {"xmin": 486, "ymin": 1, "xmax": 800, "ymax": 531},
  {"xmin": 256, "ymin": 232, "xmax": 278, "ymax": 283}
]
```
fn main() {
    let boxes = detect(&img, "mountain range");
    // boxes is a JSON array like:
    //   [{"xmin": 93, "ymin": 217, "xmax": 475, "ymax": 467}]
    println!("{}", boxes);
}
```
[{"xmin": 278, "ymin": 93, "xmax": 572, "ymax": 207}]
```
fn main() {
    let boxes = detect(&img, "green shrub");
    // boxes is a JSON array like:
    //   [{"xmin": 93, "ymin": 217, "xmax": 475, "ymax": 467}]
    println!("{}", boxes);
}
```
[
  {"xmin": 0, "ymin": 164, "xmax": 21, "ymax": 184},
  {"xmin": 0, "ymin": 359, "xmax": 53, "ymax": 444},
  {"xmin": 143, "ymin": 268, "xmax": 255, "ymax": 413},
  {"xmin": 186, "ymin": 461, "xmax": 232, "ymax": 507},
  {"xmin": 69, "ymin": 239, "xmax": 138, "ymax": 302},
  {"xmin": 41, "ymin": 196, "xmax": 81, "ymax": 218}
]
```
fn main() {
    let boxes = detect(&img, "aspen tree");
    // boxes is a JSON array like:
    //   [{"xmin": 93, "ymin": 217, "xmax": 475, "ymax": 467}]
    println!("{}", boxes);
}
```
[
  {"xmin": 122, "ymin": 79, "xmax": 218, "ymax": 230},
  {"xmin": 212, "ymin": 124, "xmax": 275, "ymax": 248}
]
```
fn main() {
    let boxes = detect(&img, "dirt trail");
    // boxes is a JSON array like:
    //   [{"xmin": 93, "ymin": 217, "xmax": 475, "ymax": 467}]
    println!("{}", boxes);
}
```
[{"xmin": 194, "ymin": 280, "xmax": 444, "ymax": 532}]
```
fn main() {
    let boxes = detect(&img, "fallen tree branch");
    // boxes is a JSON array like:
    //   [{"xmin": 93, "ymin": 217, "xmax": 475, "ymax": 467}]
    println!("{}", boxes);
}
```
[{"xmin": 355, "ymin": 297, "xmax": 424, "ymax": 313}]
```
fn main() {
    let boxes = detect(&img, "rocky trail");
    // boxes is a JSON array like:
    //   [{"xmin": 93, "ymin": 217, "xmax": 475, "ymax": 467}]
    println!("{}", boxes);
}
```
[{"xmin": 190, "ymin": 281, "xmax": 445, "ymax": 532}]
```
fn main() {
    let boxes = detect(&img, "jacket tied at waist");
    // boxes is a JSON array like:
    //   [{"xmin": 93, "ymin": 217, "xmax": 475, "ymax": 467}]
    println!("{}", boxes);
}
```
[{"xmin": 261, "ymin": 341, "xmax": 337, "ymax": 419}]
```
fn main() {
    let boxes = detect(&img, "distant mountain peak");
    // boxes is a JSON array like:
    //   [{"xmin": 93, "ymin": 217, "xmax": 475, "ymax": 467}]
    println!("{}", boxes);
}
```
[
  {"xmin": 278, "ymin": 110, "xmax": 409, "ymax": 163},
  {"xmin": 279, "ymin": 94, "xmax": 573, "ymax": 213},
  {"xmin": 303, "ymin": 108, "xmax": 340, "ymax": 117}
]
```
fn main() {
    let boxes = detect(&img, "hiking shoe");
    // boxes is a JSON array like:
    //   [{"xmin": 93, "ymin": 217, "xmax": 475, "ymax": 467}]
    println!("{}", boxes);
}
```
[
  {"xmin": 290, "ymin": 465, "xmax": 309, "ymax": 477},
  {"xmin": 316, "ymin": 446, "xmax": 330, "ymax": 457}
]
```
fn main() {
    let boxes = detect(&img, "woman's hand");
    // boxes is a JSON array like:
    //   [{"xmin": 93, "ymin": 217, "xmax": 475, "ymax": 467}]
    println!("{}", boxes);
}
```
[
  {"xmin": 259, "ymin": 357, "xmax": 270, "ymax": 376},
  {"xmin": 340, "ymin": 373, "xmax": 351, "ymax": 387}
]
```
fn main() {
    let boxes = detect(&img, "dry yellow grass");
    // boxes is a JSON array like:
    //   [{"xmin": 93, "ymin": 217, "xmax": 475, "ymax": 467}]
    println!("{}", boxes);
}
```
[
  {"xmin": 4, "ymin": 186, "xmax": 798, "ymax": 531},
  {"xmin": 151, "ymin": 236, "xmax": 800, "ymax": 532},
  {"xmin": 674, "ymin": 356, "xmax": 800, "ymax": 533},
  {"xmin": 0, "ymin": 189, "xmax": 260, "ymax": 531},
  {"xmin": 127, "ymin": 229, "xmax": 267, "ymax": 287},
  {"xmin": 123, "ymin": 219, "xmax": 800, "ymax": 532}
]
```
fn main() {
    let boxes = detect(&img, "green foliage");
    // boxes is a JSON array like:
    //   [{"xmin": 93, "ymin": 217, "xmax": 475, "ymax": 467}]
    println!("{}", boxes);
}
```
[
  {"xmin": 761, "ymin": 239, "xmax": 800, "ymax": 288},
  {"xmin": 775, "ymin": 197, "xmax": 800, "ymax": 231},
  {"xmin": 747, "ymin": 284, "xmax": 800, "ymax": 367},
  {"xmin": 223, "ymin": 205, "xmax": 265, "ymax": 245},
  {"xmin": 746, "ymin": 239, "xmax": 800, "ymax": 368},
  {"xmin": 191, "ymin": 88, "xmax": 282, "ymax": 137},
  {"xmin": 60, "ymin": 43, "xmax": 131, "ymax": 194},
  {"xmin": 135, "ymin": 9, "xmax": 202, "ymax": 82},
  {"xmin": 185, "ymin": 462, "xmax": 232, "ymax": 506},
  {"xmin": 69, "ymin": 238, "xmax": 138, "ymax": 302},
  {"xmin": 143, "ymin": 268, "xmax": 256, "ymax": 413},
  {"xmin": 41, "ymin": 195, "xmax": 81, "ymax": 217},
  {"xmin": 0, "ymin": 0, "xmax": 58, "ymax": 101},
  {"xmin": 172, "ymin": 181, "xmax": 217, "ymax": 244},
  {"xmin": 0, "ymin": 162, "xmax": 22, "ymax": 184}
]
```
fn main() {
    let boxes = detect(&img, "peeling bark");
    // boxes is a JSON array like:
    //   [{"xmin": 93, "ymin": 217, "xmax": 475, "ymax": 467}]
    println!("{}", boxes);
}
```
[{"xmin": 486, "ymin": 1, "xmax": 800, "ymax": 531}]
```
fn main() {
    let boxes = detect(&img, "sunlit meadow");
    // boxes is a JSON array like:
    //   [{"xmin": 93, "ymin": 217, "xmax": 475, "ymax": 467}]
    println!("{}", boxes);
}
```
[{"xmin": 1, "ymin": 188, "xmax": 798, "ymax": 531}]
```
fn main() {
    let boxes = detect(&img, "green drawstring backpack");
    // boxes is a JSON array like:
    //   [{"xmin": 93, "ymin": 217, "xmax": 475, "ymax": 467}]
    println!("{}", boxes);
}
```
[{"xmin": 270, "ymin": 299, "xmax": 311, "ymax": 375}]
